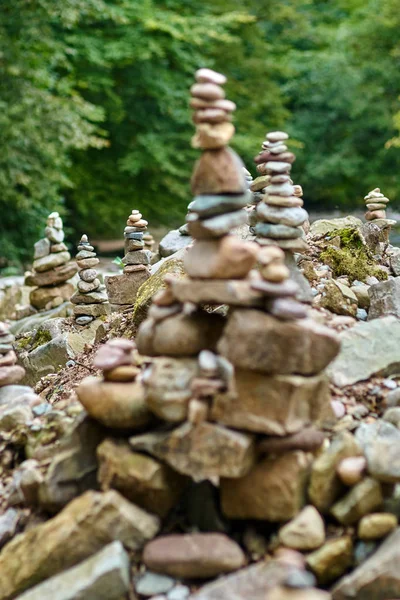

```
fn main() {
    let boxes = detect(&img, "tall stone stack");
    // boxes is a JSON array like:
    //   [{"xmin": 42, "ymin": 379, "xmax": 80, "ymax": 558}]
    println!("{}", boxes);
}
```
[
  {"xmin": 253, "ymin": 132, "xmax": 309, "ymax": 254},
  {"xmin": 105, "ymin": 209, "xmax": 152, "ymax": 309},
  {"xmin": 71, "ymin": 235, "xmax": 110, "ymax": 326},
  {"xmin": 25, "ymin": 212, "xmax": 78, "ymax": 311},
  {"xmin": 364, "ymin": 188, "xmax": 391, "ymax": 222},
  {"xmin": 124, "ymin": 70, "xmax": 341, "ymax": 524}
]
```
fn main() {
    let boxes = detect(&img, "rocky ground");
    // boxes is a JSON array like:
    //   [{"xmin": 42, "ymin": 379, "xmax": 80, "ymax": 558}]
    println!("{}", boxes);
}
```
[{"xmin": 1, "ymin": 211, "xmax": 400, "ymax": 600}]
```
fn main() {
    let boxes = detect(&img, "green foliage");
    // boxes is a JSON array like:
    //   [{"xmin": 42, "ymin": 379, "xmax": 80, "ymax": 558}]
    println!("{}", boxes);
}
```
[{"xmin": 1, "ymin": 0, "xmax": 400, "ymax": 268}]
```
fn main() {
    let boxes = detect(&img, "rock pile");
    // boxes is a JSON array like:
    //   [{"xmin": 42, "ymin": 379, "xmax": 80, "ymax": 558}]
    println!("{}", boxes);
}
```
[
  {"xmin": 0, "ymin": 321, "xmax": 39, "ymax": 427},
  {"xmin": 128, "ymin": 71, "xmax": 340, "ymax": 523},
  {"xmin": 105, "ymin": 209, "xmax": 152, "ymax": 309},
  {"xmin": 25, "ymin": 212, "xmax": 78, "ymax": 311},
  {"xmin": 253, "ymin": 132, "xmax": 308, "ymax": 253},
  {"xmin": 71, "ymin": 235, "xmax": 110, "ymax": 326},
  {"xmin": 364, "ymin": 187, "xmax": 390, "ymax": 222}
]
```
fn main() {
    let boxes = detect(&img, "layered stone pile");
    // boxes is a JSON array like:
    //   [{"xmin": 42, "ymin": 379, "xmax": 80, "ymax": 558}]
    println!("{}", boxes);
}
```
[
  {"xmin": 253, "ymin": 132, "xmax": 308, "ymax": 253},
  {"xmin": 106, "ymin": 209, "xmax": 152, "ymax": 309},
  {"xmin": 364, "ymin": 187, "xmax": 390, "ymax": 222},
  {"xmin": 0, "ymin": 321, "xmax": 39, "ymax": 425},
  {"xmin": 25, "ymin": 212, "xmax": 78, "ymax": 311},
  {"xmin": 71, "ymin": 235, "xmax": 109, "ymax": 326}
]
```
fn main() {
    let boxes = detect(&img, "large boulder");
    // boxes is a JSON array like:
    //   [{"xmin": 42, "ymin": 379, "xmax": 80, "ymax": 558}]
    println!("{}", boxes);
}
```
[
  {"xmin": 328, "ymin": 316, "xmax": 400, "ymax": 387},
  {"xmin": 218, "ymin": 310, "xmax": 340, "ymax": 375}
]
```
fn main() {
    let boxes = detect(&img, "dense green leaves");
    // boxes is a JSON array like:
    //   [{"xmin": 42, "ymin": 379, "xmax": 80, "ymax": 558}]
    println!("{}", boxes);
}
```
[{"xmin": 1, "ymin": 0, "xmax": 400, "ymax": 268}]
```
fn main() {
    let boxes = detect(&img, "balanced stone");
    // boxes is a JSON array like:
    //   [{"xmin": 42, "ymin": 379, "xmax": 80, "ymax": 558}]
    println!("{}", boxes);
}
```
[
  {"xmin": 79, "ymin": 268, "xmax": 98, "ymax": 282},
  {"xmin": 77, "ymin": 257, "xmax": 99, "ymax": 269},
  {"xmin": 188, "ymin": 193, "xmax": 249, "ymax": 217},
  {"xmin": 254, "ymin": 223, "xmax": 303, "ymax": 239},
  {"xmin": 191, "ymin": 148, "xmax": 246, "ymax": 195},
  {"xmin": 122, "ymin": 250, "xmax": 152, "ymax": 265},
  {"xmin": 33, "ymin": 251, "xmax": 71, "ymax": 273},
  {"xmin": 192, "ymin": 122, "xmax": 235, "ymax": 150},
  {"xmin": 257, "ymin": 204, "xmax": 308, "ymax": 227},
  {"xmin": 187, "ymin": 209, "xmax": 248, "ymax": 239},
  {"xmin": 184, "ymin": 236, "xmax": 258, "ymax": 279},
  {"xmin": 33, "ymin": 238, "xmax": 50, "ymax": 259}
]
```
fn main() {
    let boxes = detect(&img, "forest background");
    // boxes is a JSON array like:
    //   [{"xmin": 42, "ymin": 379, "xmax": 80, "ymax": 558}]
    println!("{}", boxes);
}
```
[{"xmin": 1, "ymin": 0, "xmax": 400, "ymax": 268}]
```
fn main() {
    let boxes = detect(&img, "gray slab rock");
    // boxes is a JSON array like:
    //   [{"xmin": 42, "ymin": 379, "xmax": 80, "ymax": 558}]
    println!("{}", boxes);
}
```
[
  {"xmin": 333, "ymin": 527, "xmax": 400, "ymax": 599},
  {"xmin": 328, "ymin": 316, "xmax": 400, "ymax": 387},
  {"xmin": 0, "ymin": 490, "xmax": 160, "ymax": 600},
  {"xmin": 355, "ymin": 421, "xmax": 400, "ymax": 483},
  {"xmin": 368, "ymin": 278, "xmax": 400, "ymax": 319},
  {"xmin": 159, "ymin": 230, "xmax": 193, "ymax": 258},
  {"xmin": 15, "ymin": 541, "xmax": 130, "ymax": 600},
  {"xmin": 309, "ymin": 216, "xmax": 363, "ymax": 238}
]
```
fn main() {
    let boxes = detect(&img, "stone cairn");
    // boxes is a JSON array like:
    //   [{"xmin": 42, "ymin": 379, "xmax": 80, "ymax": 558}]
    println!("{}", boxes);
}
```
[
  {"xmin": 71, "ymin": 235, "xmax": 110, "ymax": 326},
  {"xmin": 105, "ymin": 209, "xmax": 152, "ymax": 309},
  {"xmin": 252, "ymin": 132, "xmax": 309, "ymax": 254},
  {"xmin": 25, "ymin": 212, "xmax": 78, "ymax": 311},
  {"xmin": 0, "ymin": 322, "xmax": 25, "ymax": 387},
  {"xmin": 76, "ymin": 71, "xmax": 341, "ymax": 530},
  {"xmin": 364, "ymin": 187, "xmax": 390, "ymax": 222}
]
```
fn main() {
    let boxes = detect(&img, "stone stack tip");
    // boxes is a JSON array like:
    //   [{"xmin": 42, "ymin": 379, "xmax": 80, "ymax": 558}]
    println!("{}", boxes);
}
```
[
  {"xmin": 71, "ymin": 234, "xmax": 110, "ymax": 326},
  {"xmin": 252, "ymin": 131, "xmax": 309, "ymax": 253}
]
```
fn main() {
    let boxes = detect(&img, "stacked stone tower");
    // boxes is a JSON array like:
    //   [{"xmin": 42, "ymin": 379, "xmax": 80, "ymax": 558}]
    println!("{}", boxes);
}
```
[
  {"xmin": 71, "ymin": 235, "xmax": 110, "ymax": 325},
  {"xmin": 116, "ymin": 71, "xmax": 341, "ymax": 523},
  {"xmin": 25, "ymin": 212, "xmax": 77, "ymax": 310},
  {"xmin": 105, "ymin": 209, "xmax": 152, "ymax": 309},
  {"xmin": 364, "ymin": 188, "xmax": 391, "ymax": 222},
  {"xmin": 253, "ymin": 132, "xmax": 308, "ymax": 253}
]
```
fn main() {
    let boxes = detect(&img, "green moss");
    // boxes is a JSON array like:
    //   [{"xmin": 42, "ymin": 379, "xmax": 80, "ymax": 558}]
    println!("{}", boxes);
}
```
[
  {"xmin": 320, "ymin": 245, "xmax": 388, "ymax": 283},
  {"xmin": 336, "ymin": 227, "xmax": 364, "ymax": 249},
  {"xmin": 132, "ymin": 257, "xmax": 186, "ymax": 326},
  {"xmin": 15, "ymin": 328, "xmax": 52, "ymax": 352}
]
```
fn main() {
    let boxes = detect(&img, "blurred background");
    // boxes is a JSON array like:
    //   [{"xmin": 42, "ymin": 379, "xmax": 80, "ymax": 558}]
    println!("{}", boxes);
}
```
[{"xmin": 1, "ymin": 0, "xmax": 400, "ymax": 271}]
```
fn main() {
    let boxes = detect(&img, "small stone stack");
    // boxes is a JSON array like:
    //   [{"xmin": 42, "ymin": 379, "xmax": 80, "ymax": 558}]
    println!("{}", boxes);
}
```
[
  {"xmin": 105, "ymin": 209, "xmax": 152, "ymax": 309},
  {"xmin": 143, "ymin": 232, "xmax": 155, "ymax": 254},
  {"xmin": 0, "ymin": 322, "xmax": 25, "ymax": 387},
  {"xmin": 71, "ymin": 235, "xmax": 110, "ymax": 326},
  {"xmin": 25, "ymin": 212, "xmax": 78, "ymax": 311},
  {"xmin": 77, "ymin": 338, "xmax": 151, "ymax": 430},
  {"xmin": 253, "ymin": 132, "xmax": 309, "ymax": 253},
  {"xmin": 251, "ymin": 246, "xmax": 308, "ymax": 320},
  {"xmin": 364, "ymin": 188, "xmax": 391, "ymax": 222}
]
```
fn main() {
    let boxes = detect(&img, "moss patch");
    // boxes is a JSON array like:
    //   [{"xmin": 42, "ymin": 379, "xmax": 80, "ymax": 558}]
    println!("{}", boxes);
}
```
[
  {"xmin": 132, "ymin": 255, "xmax": 186, "ymax": 328},
  {"xmin": 320, "ymin": 227, "xmax": 388, "ymax": 283},
  {"xmin": 15, "ymin": 328, "xmax": 52, "ymax": 352}
]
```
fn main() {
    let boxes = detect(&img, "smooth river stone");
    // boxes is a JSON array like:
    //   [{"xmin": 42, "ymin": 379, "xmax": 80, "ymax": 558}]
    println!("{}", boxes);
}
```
[
  {"xmin": 191, "ymin": 147, "xmax": 246, "ymax": 196},
  {"xmin": 191, "ymin": 122, "xmax": 235, "ymax": 150},
  {"xmin": 195, "ymin": 68, "xmax": 227, "ymax": 85},
  {"xmin": 266, "ymin": 182, "xmax": 295, "ymax": 197},
  {"xmin": 45, "ymin": 226, "xmax": 65, "ymax": 243},
  {"xmin": 77, "ymin": 279, "xmax": 100, "ymax": 293},
  {"xmin": 76, "ymin": 250, "xmax": 96, "ymax": 260},
  {"xmin": 33, "ymin": 251, "xmax": 71, "ymax": 273},
  {"xmin": 71, "ymin": 290, "xmax": 108, "ymax": 304},
  {"xmin": 190, "ymin": 83, "xmax": 225, "ymax": 101},
  {"xmin": 265, "ymin": 195, "xmax": 304, "ymax": 208},
  {"xmin": 80, "ymin": 268, "xmax": 99, "ymax": 283},
  {"xmin": 187, "ymin": 209, "xmax": 248, "ymax": 239},
  {"xmin": 265, "ymin": 161, "xmax": 292, "ymax": 173},
  {"xmin": 267, "ymin": 131, "xmax": 289, "ymax": 143},
  {"xmin": 0, "ymin": 365, "xmax": 25, "ymax": 387},
  {"xmin": 76, "ymin": 258, "xmax": 100, "ymax": 269},
  {"xmin": 188, "ymin": 193, "xmax": 249, "ymax": 218},
  {"xmin": 257, "ymin": 203, "xmax": 308, "ymax": 227},
  {"xmin": 254, "ymin": 223, "xmax": 303, "ymax": 239},
  {"xmin": 184, "ymin": 236, "xmax": 258, "ymax": 279},
  {"xmin": 122, "ymin": 249, "xmax": 152, "ymax": 265}
]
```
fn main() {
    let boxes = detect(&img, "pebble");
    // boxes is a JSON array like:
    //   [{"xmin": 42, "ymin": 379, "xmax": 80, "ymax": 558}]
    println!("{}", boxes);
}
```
[
  {"xmin": 195, "ymin": 68, "xmax": 227, "ymax": 85},
  {"xmin": 383, "ymin": 378, "xmax": 397, "ymax": 390},
  {"xmin": 167, "ymin": 585, "xmax": 191, "ymax": 600},
  {"xmin": 267, "ymin": 131, "xmax": 289, "ymax": 143},
  {"xmin": 331, "ymin": 400, "xmax": 346, "ymax": 419},
  {"xmin": 336, "ymin": 456, "xmax": 367, "ymax": 486},
  {"xmin": 32, "ymin": 403, "xmax": 52, "ymax": 417},
  {"xmin": 356, "ymin": 308, "xmax": 368, "ymax": 321},
  {"xmin": 358, "ymin": 513, "xmax": 398, "ymax": 540},
  {"xmin": 190, "ymin": 83, "xmax": 225, "ymax": 101},
  {"xmin": 386, "ymin": 388, "xmax": 400, "ymax": 407},
  {"xmin": 135, "ymin": 572, "xmax": 175, "ymax": 597},
  {"xmin": 354, "ymin": 540, "xmax": 377, "ymax": 566},
  {"xmin": 75, "ymin": 316, "xmax": 94, "ymax": 326},
  {"xmin": 284, "ymin": 570, "xmax": 317, "ymax": 589}
]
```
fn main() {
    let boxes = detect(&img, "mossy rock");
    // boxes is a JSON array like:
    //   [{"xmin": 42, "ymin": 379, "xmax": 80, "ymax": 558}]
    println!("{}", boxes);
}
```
[
  {"xmin": 132, "ymin": 251, "xmax": 187, "ymax": 328},
  {"xmin": 320, "ymin": 226, "xmax": 388, "ymax": 284}
]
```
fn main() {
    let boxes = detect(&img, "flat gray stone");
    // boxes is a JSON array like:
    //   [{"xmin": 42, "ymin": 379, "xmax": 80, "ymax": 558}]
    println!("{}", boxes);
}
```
[
  {"xmin": 159, "ymin": 230, "xmax": 193, "ymax": 258},
  {"xmin": 328, "ymin": 316, "xmax": 400, "ymax": 387},
  {"xmin": 33, "ymin": 238, "xmax": 50, "ymax": 260},
  {"xmin": 16, "ymin": 541, "xmax": 130, "ymax": 600},
  {"xmin": 188, "ymin": 193, "xmax": 249, "ymax": 218},
  {"xmin": 355, "ymin": 421, "xmax": 400, "ymax": 483},
  {"xmin": 135, "ymin": 572, "xmax": 175, "ymax": 597},
  {"xmin": 309, "ymin": 216, "xmax": 363, "ymax": 238},
  {"xmin": 254, "ymin": 223, "xmax": 303, "ymax": 239},
  {"xmin": 257, "ymin": 204, "xmax": 308, "ymax": 227},
  {"xmin": 368, "ymin": 278, "xmax": 400, "ymax": 319}
]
